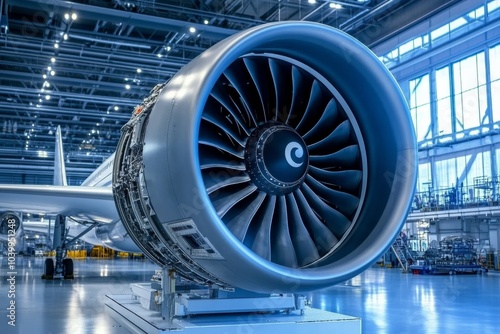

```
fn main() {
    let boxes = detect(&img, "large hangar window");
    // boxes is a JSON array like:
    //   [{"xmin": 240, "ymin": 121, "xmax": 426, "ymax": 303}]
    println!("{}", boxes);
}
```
[
  {"xmin": 490, "ymin": 44, "xmax": 500, "ymax": 124},
  {"xmin": 433, "ymin": 151, "xmax": 492, "ymax": 192},
  {"xmin": 435, "ymin": 66, "xmax": 452, "ymax": 139},
  {"xmin": 409, "ymin": 74, "xmax": 431, "ymax": 144},
  {"xmin": 452, "ymin": 52, "xmax": 488, "ymax": 136},
  {"xmin": 417, "ymin": 162, "xmax": 431, "ymax": 194}
]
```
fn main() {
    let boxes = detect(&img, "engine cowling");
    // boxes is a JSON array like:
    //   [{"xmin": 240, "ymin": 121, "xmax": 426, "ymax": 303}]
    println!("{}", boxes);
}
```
[
  {"xmin": 0, "ymin": 212, "xmax": 21, "ymax": 236},
  {"xmin": 113, "ymin": 21, "xmax": 416, "ymax": 293}
]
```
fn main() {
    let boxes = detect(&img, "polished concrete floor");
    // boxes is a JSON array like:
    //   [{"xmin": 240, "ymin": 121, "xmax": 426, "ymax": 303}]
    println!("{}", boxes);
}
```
[{"xmin": 0, "ymin": 256, "xmax": 499, "ymax": 334}]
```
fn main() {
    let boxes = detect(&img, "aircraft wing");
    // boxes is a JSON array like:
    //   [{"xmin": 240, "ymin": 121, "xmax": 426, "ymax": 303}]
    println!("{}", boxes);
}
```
[{"xmin": 0, "ymin": 184, "xmax": 118, "ymax": 224}]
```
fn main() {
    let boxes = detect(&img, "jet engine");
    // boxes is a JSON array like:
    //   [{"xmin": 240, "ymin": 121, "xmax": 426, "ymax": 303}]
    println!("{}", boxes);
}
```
[
  {"xmin": 113, "ymin": 21, "xmax": 416, "ymax": 293},
  {"xmin": 0, "ymin": 212, "xmax": 21, "ymax": 236}
]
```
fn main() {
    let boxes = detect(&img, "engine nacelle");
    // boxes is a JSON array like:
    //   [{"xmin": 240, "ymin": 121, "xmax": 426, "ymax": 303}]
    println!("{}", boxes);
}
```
[
  {"xmin": 0, "ymin": 212, "xmax": 21, "ymax": 236},
  {"xmin": 113, "ymin": 21, "xmax": 416, "ymax": 293}
]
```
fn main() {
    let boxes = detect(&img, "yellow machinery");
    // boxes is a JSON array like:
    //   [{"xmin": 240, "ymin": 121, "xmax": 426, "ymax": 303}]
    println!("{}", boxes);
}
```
[
  {"xmin": 66, "ymin": 250, "xmax": 87, "ymax": 259},
  {"xmin": 89, "ymin": 245, "xmax": 115, "ymax": 258}
]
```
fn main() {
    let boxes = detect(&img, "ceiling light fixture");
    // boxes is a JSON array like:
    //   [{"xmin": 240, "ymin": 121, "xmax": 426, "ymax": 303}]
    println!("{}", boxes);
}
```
[
  {"xmin": 189, "ymin": 27, "xmax": 196, "ymax": 33},
  {"xmin": 50, "ymin": 57, "xmax": 56, "ymax": 63},
  {"xmin": 71, "ymin": 13, "xmax": 77, "ymax": 20}
]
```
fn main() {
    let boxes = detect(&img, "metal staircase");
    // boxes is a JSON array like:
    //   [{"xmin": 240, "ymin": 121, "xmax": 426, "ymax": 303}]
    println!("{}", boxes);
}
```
[{"xmin": 391, "ymin": 234, "xmax": 415, "ymax": 272}]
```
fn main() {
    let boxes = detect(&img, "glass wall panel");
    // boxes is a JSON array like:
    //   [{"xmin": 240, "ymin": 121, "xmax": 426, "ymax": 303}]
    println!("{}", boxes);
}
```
[
  {"xmin": 409, "ymin": 74, "xmax": 431, "ymax": 142},
  {"xmin": 465, "ymin": 151, "xmax": 491, "ymax": 187},
  {"xmin": 436, "ymin": 67, "xmax": 452, "ymax": 135},
  {"xmin": 488, "ymin": 0, "xmax": 500, "ymax": 14},
  {"xmin": 492, "ymin": 81, "xmax": 500, "ymax": 125},
  {"xmin": 491, "ymin": 45, "xmax": 500, "ymax": 123},
  {"xmin": 417, "ymin": 162, "xmax": 431, "ymax": 193},
  {"xmin": 435, "ymin": 158, "xmax": 457, "ymax": 189},
  {"xmin": 453, "ymin": 52, "xmax": 487, "ymax": 132}
]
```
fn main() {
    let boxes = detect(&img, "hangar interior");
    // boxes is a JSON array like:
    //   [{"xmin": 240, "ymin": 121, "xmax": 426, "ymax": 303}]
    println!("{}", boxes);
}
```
[{"xmin": 1, "ymin": 0, "xmax": 500, "ymax": 333}]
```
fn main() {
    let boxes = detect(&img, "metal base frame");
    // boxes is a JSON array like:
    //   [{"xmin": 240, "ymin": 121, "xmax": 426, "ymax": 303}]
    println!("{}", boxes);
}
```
[{"xmin": 105, "ymin": 294, "xmax": 361, "ymax": 334}]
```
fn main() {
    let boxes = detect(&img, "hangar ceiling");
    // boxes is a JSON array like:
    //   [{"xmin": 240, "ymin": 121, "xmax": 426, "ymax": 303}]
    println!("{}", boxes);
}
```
[{"xmin": 0, "ymin": 0, "xmax": 460, "ymax": 184}]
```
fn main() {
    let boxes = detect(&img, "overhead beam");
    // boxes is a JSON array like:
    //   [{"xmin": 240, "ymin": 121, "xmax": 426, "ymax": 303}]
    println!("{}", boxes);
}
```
[{"xmin": 7, "ymin": 0, "xmax": 238, "ymax": 40}]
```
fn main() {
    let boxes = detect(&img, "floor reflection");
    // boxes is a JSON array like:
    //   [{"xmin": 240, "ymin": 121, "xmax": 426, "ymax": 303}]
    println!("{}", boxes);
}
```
[
  {"xmin": 308, "ymin": 267, "xmax": 500, "ymax": 334},
  {"xmin": 1, "ymin": 257, "xmax": 499, "ymax": 334}
]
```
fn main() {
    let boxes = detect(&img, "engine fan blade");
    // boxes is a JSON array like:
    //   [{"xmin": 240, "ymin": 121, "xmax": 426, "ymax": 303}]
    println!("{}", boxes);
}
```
[
  {"xmin": 251, "ymin": 195, "xmax": 277, "ymax": 261},
  {"xmin": 293, "ymin": 189, "xmax": 339, "ymax": 255},
  {"xmin": 269, "ymin": 58, "xmax": 293, "ymax": 123},
  {"xmin": 271, "ymin": 196, "xmax": 298, "ymax": 268},
  {"xmin": 285, "ymin": 194, "xmax": 321, "ymax": 266},
  {"xmin": 308, "ymin": 167, "xmax": 362, "ymax": 193},
  {"xmin": 305, "ymin": 175, "xmax": 359, "ymax": 217},
  {"xmin": 300, "ymin": 182, "xmax": 351, "ymax": 237},
  {"xmin": 199, "ymin": 146, "xmax": 247, "ymax": 171},
  {"xmin": 199, "ymin": 125, "xmax": 245, "ymax": 159},
  {"xmin": 287, "ymin": 65, "xmax": 309, "ymax": 126},
  {"xmin": 202, "ymin": 108, "xmax": 247, "ymax": 147},
  {"xmin": 303, "ymin": 98, "xmax": 339, "ymax": 143},
  {"xmin": 295, "ymin": 80, "xmax": 324, "ymax": 135},
  {"xmin": 309, "ymin": 144, "xmax": 360, "ymax": 168},
  {"xmin": 223, "ymin": 66, "xmax": 259, "ymax": 127},
  {"xmin": 202, "ymin": 170, "xmax": 250, "ymax": 194},
  {"xmin": 308, "ymin": 120, "xmax": 351, "ymax": 153},
  {"xmin": 209, "ymin": 83, "xmax": 251, "ymax": 135},
  {"xmin": 224, "ymin": 191, "xmax": 267, "ymax": 241},
  {"xmin": 243, "ymin": 57, "xmax": 272, "ymax": 123},
  {"xmin": 210, "ymin": 184, "xmax": 257, "ymax": 217}
]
